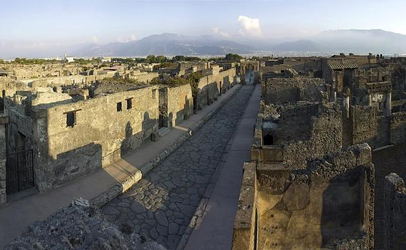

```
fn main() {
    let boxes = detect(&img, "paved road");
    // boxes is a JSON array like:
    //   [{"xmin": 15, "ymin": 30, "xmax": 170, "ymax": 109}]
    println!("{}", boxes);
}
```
[{"xmin": 101, "ymin": 86, "xmax": 254, "ymax": 249}]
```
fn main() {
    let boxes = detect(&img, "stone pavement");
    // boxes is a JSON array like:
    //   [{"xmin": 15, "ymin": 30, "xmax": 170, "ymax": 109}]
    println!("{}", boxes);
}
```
[
  {"xmin": 0, "ymin": 85, "xmax": 241, "ymax": 249},
  {"xmin": 184, "ymin": 84, "xmax": 260, "ymax": 250},
  {"xmin": 101, "ymin": 86, "xmax": 255, "ymax": 249}
]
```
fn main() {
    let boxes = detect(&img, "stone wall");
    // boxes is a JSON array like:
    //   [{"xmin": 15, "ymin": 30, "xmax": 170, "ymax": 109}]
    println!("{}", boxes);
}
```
[
  {"xmin": 166, "ymin": 84, "xmax": 193, "ymax": 127},
  {"xmin": 390, "ymin": 112, "xmax": 406, "ymax": 144},
  {"xmin": 262, "ymin": 78, "xmax": 325, "ymax": 105},
  {"xmin": 351, "ymin": 106, "xmax": 378, "ymax": 147},
  {"xmin": 127, "ymin": 72, "xmax": 158, "ymax": 84},
  {"xmin": 234, "ymin": 144, "xmax": 375, "ymax": 250},
  {"xmin": 195, "ymin": 68, "xmax": 236, "ymax": 110},
  {"xmin": 383, "ymin": 173, "xmax": 406, "ymax": 250},
  {"xmin": 276, "ymin": 103, "xmax": 319, "ymax": 143},
  {"xmin": 282, "ymin": 104, "xmax": 343, "ymax": 169},
  {"xmin": 32, "ymin": 86, "xmax": 159, "ymax": 191}
]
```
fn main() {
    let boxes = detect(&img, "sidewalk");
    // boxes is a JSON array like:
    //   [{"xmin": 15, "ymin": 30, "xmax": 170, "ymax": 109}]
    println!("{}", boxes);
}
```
[
  {"xmin": 0, "ymin": 84, "xmax": 241, "ymax": 248},
  {"xmin": 184, "ymin": 84, "xmax": 260, "ymax": 250}
]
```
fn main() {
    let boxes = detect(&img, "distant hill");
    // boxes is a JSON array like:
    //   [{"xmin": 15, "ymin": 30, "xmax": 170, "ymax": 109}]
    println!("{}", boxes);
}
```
[
  {"xmin": 314, "ymin": 29, "xmax": 406, "ymax": 54},
  {"xmin": 73, "ymin": 33, "xmax": 252, "ymax": 57},
  {"xmin": 271, "ymin": 39, "xmax": 324, "ymax": 52},
  {"xmin": 262, "ymin": 29, "xmax": 406, "ymax": 54}
]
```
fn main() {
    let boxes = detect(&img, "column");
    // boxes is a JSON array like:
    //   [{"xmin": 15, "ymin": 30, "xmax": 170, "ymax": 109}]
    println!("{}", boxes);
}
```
[
  {"xmin": 343, "ymin": 95, "xmax": 350, "ymax": 119},
  {"xmin": 385, "ymin": 91, "xmax": 392, "ymax": 116}
]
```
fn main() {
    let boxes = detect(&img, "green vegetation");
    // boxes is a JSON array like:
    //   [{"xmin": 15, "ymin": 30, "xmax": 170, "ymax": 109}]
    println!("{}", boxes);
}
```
[
  {"xmin": 14, "ymin": 58, "xmax": 60, "ymax": 64},
  {"xmin": 153, "ymin": 62, "xmax": 177, "ymax": 70},
  {"xmin": 74, "ymin": 58, "xmax": 102, "ymax": 65},
  {"xmin": 151, "ymin": 72, "xmax": 203, "ymax": 99},
  {"xmin": 224, "ymin": 53, "xmax": 243, "ymax": 61}
]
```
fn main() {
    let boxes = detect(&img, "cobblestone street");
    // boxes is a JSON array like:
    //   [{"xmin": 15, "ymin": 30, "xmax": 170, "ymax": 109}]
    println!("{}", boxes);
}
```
[{"xmin": 101, "ymin": 86, "xmax": 254, "ymax": 249}]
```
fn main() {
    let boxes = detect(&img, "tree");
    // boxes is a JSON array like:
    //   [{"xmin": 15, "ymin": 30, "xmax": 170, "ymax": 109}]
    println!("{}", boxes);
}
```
[{"xmin": 224, "ymin": 53, "xmax": 242, "ymax": 62}]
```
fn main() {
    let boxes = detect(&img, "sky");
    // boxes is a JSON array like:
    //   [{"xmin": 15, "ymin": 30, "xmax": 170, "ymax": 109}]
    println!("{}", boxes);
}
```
[{"xmin": 1, "ymin": 0, "xmax": 406, "ymax": 57}]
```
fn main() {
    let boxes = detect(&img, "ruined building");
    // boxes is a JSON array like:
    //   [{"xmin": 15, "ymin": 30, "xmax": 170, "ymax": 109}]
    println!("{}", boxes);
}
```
[
  {"xmin": 233, "ymin": 55, "xmax": 406, "ymax": 249},
  {"xmin": 0, "ymin": 63, "xmax": 237, "ymax": 204}
]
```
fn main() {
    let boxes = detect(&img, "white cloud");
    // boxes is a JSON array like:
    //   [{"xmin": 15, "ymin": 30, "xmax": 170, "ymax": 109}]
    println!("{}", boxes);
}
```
[
  {"xmin": 238, "ymin": 15, "xmax": 262, "ymax": 36},
  {"xmin": 91, "ymin": 36, "xmax": 100, "ymax": 44},
  {"xmin": 117, "ymin": 34, "xmax": 137, "ymax": 43},
  {"xmin": 212, "ymin": 27, "xmax": 230, "ymax": 37}
]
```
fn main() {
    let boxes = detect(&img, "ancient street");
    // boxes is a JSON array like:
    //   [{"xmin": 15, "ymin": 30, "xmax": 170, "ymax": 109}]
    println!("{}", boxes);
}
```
[{"xmin": 101, "ymin": 86, "xmax": 254, "ymax": 249}]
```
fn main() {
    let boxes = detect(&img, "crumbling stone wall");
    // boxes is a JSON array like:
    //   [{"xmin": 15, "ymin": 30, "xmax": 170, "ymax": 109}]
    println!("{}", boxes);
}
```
[
  {"xmin": 262, "ymin": 78, "xmax": 324, "ymax": 105},
  {"xmin": 351, "ymin": 106, "xmax": 378, "ymax": 147},
  {"xmin": 276, "ymin": 103, "xmax": 319, "ymax": 143},
  {"xmin": 234, "ymin": 144, "xmax": 375, "ymax": 250},
  {"xmin": 252, "ymin": 103, "xmax": 342, "ymax": 169},
  {"xmin": 33, "ymin": 86, "xmax": 159, "ymax": 191},
  {"xmin": 0, "ymin": 79, "xmax": 30, "ymax": 97},
  {"xmin": 5, "ymin": 201, "xmax": 165, "ymax": 250},
  {"xmin": 390, "ymin": 112, "xmax": 406, "ymax": 144},
  {"xmin": 127, "ymin": 72, "xmax": 158, "ymax": 84},
  {"xmin": 350, "ymin": 106, "xmax": 391, "ymax": 148},
  {"xmin": 383, "ymin": 173, "xmax": 406, "ymax": 250},
  {"xmin": 282, "ymin": 105, "xmax": 343, "ymax": 169}
]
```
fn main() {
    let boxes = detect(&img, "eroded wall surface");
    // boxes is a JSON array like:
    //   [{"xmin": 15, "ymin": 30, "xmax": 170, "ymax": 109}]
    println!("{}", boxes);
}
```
[{"xmin": 234, "ymin": 144, "xmax": 375, "ymax": 250}]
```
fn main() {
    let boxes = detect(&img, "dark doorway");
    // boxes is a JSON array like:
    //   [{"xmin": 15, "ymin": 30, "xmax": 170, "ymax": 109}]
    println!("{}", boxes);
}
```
[
  {"xmin": 158, "ymin": 88, "xmax": 168, "ymax": 128},
  {"xmin": 6, "ymin": 149, "xmax": 35, "ymax": 194},
  {"xmin": 263, "ymin": 134, "xmax": 274, "ymax": 145}
]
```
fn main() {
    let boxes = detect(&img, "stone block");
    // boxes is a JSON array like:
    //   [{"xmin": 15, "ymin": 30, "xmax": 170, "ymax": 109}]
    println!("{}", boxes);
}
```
[
  {"xmin": 0, "ymin": 116, "xmax": 9, "ymax": 125},
  {"xmin": 282, "ymin": 182, "xmax": 310, "ymax": 211},
  {"xmin": 257, "ymin": 169, "xmax": 290, "ymax": 195}
]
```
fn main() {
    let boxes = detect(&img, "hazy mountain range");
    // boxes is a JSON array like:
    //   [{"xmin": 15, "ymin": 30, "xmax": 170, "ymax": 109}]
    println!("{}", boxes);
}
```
[
  {"xmin": 72, "ymin": 29, "xmax": 406, "ymax": 57},
  {"xmin": 73, "ymin": 33, "xmax": 252, "ymax": 57},
  {"xmin": 2, "ymin": 29, "xmax": 406, "ymax": 59}
]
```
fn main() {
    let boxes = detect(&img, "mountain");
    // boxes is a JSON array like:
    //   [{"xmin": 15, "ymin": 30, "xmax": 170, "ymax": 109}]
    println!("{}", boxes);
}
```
[
  {"xmin": 261, "ymin": 29, "xmax": 406, "ymax": 55},
  {"xmin": 73, "ymin": 33, "xmax": 252, "ymax": 57},
  {"xmin": 313, "ymin": 29, "xmax": 406, "ymax": 54},
  {"xmin": 271, "ymin": 39, "xmax": 324, "ymax": 52}
]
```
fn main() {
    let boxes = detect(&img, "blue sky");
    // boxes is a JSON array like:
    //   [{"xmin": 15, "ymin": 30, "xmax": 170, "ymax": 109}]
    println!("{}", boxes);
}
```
[{"xmin": 1, "ymin": 0, "xmax": 406, "ymax": 44}]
